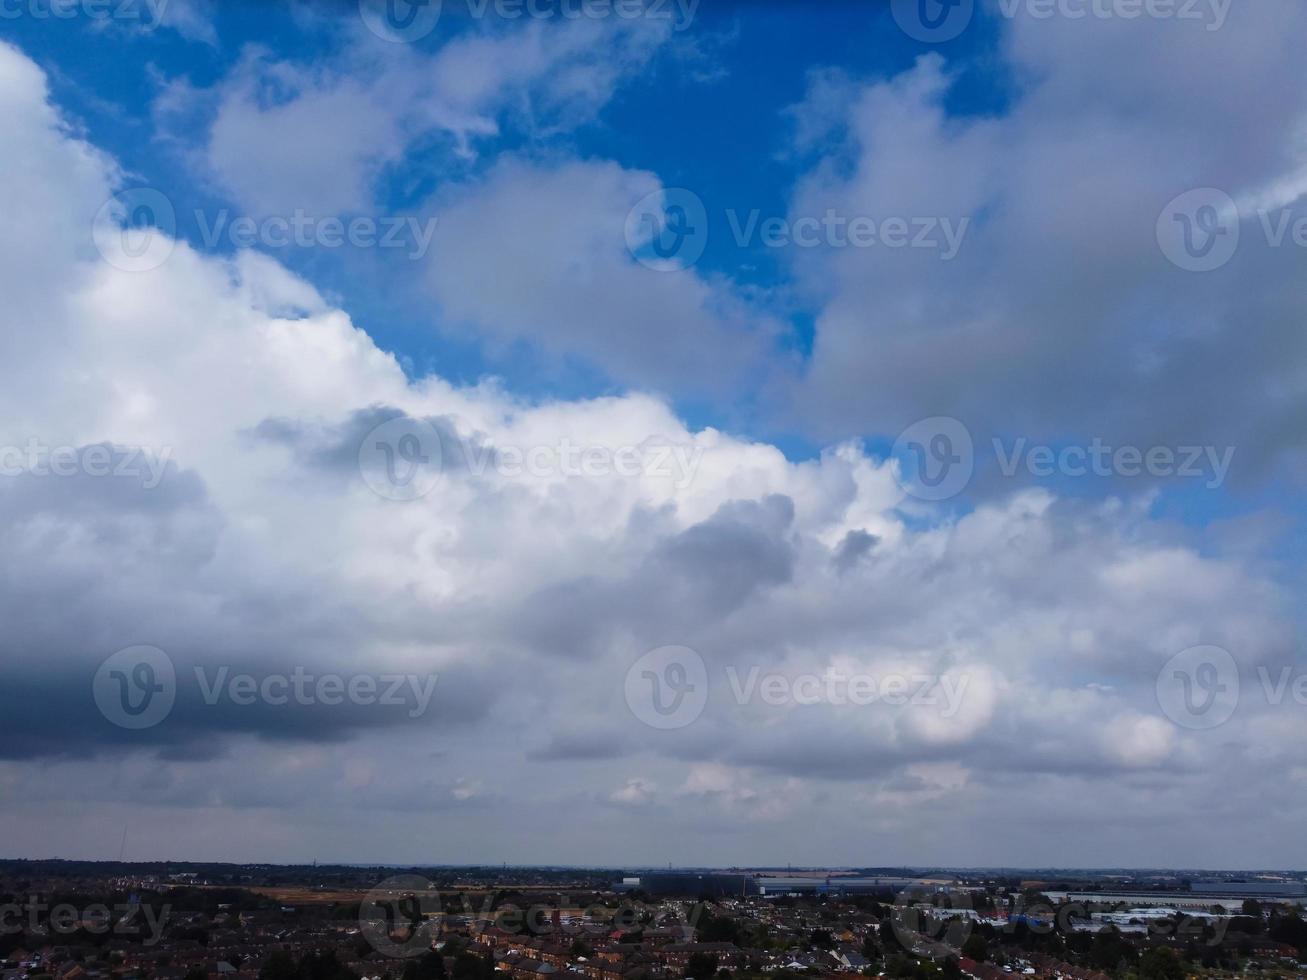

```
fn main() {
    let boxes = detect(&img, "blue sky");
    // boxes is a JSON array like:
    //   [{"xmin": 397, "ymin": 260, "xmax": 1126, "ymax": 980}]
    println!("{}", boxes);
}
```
[
  {"xmin": 9, "ymin": 1, "xmax": 1009, "ymax": 416},
  {"xmin": 11, "ymin": 0, "xmax": 1282, "ymax": 508},
  {"xmin": 2, "ymin": 0, "xmax": 1306, "ymax": 866}
]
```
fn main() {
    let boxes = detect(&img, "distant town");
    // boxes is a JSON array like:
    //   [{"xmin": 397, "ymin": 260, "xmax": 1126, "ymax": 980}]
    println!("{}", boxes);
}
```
[{"xmin": 3, "ymin": 863, "xmax": 1306, "ymax": 980}]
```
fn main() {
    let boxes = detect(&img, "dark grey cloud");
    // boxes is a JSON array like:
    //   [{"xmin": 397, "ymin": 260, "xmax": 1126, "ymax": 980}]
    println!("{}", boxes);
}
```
[
  {"xmin": 0, "ymin": 445, "xmax": 499, "ymax": 761},
  {"xmin": 249, "ymin": 406, "xmax": 483, "ymax": 477},
  {"xmin": 832, "ymin": 529, "xmax": 878, "ymax": 573},
  {"xmin": 645, "ymin": 495, "xmax": 796, "ymax": 612}
]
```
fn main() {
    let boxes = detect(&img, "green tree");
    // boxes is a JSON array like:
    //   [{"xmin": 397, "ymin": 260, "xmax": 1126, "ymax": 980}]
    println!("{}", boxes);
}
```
[
  {"xmin": 961, "ymin": 935, "xmax": 988, "ymax": 963},
  {"xmin": 297, "ymin": 950, "xmax": 357, "ymax": 980},
  {"xmin": 879, "ymin": 920, "xmax": 902, "ymax": 953},
  {"xmin": 417, "ymin": 953, "xmax": 446, "ymax": 980},
  {"xmin": 260, "ymin": 951, "xmax": 297, "ymax": 980},
  {"xmin": 451, "ymin": 952, "xmax": 490, "ymax": 980},
  {"xmin": 1269, "ymin": 909, "xmax": 1307, "ymax": 958},
  {"xmin": 686, "ymin": 953, "xmax": 719, "ymax": 980},
  {"xmin": 1137, "ymin": 948, "xmax": 1184, "ymax": 980},
  {"xmin": 694, "ymin": 907, "xmax": 742, "ymax": 945},
  {"xmin": 861, "ymin": 934, "xmax": 881, "ymax": 962},
  {"xmin": 403, "ymin": 953, "xmax": 446, "ymax": 980},
  {"xmin": 886, "ymin": 955, "xmax": 917, "ymax": 979}
]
